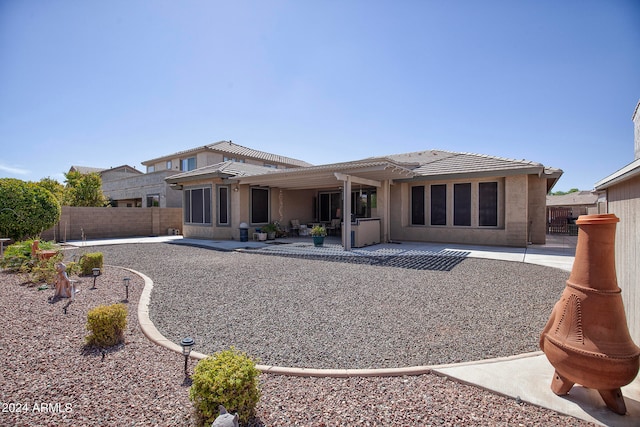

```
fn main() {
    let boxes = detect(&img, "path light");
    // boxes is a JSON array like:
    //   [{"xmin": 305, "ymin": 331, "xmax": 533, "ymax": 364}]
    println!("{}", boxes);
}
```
[
  {"xmin": 122, "ymin": 277, "xmax": 130, "ymax": 301},
  {"xmin": 180, "ymin": 337, "xmax": 195, "ymax": 376},
  {"xmin": 91, "ymin": 267, "xmax": 101, "ymax": 290}
]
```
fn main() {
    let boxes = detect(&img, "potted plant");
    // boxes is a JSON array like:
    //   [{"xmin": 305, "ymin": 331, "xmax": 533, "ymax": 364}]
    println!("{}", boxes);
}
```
[
  {"xmin": 310, "ymin": 225, "xmax": 327, "ymax": 247},
  {"xmin": 262, "ymin": 223, "xmax": 278, "ymax": 240}
]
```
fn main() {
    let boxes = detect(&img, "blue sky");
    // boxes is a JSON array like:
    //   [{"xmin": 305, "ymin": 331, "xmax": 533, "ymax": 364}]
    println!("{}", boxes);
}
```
[{"xmin": 1, "ymin": 1, "xmax": 639, "ymax": 191}]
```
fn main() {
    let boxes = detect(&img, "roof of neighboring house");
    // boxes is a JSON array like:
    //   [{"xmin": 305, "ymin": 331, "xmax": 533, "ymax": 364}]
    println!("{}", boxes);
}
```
[
  {"xmin": 100, "ymin": 165, "xmax": 143, "ymax": 175},
  {"xmin": 143, "ymin": 140, "xmax": 313, "ymax": 168},
  {"xmin": 546, "ymin": 191, "xmax": 598, "ymax": 207},
  {"xmin": 165, "ymin": 161, "xmax": 278, "ymax": 185},
  {"xmin": 594, "ymin": 157, "xmax": 640, "ymax": 190},
  {"xmin": 68, "ymin": 166, "xmax": 106, "ymax": 174}
]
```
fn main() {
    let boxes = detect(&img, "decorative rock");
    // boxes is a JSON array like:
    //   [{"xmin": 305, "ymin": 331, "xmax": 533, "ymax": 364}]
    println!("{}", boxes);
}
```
[{"xmin": 211, "ymin": 405, "xmax": 238, "ymax": 427}]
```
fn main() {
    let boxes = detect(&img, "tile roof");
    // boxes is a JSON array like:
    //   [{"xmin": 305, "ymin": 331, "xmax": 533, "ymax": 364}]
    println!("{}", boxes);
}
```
[
  {"xmin": 207, "ymin": 141, "xmax": 312, "ymax": 167},
  {"xmin": 164, "ymin": 147, "xmax": 563, "ymax": 190},
  {"xmin": 144, "ymin": 140, "xmax": 312, "ymax": 168},
  {"xmin": 165, "ymin": 161, "xmax": 277, "ymax": 183},
  {"xmin": 68, "ymin": 166, "xmax": 106, "ymax": 174},
  {"xmin": 368, "ymin": 150, "xmax": 547, "ymax": 177},
  {"xmin": 546, "ymin": 191, "xmax": 598, "ymax": 206}
]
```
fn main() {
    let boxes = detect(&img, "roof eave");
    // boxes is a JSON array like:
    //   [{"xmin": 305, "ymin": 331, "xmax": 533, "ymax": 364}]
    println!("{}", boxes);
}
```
[{"xmin": 595, "ymin": 158, "xmax": 640, "ymax": 190}]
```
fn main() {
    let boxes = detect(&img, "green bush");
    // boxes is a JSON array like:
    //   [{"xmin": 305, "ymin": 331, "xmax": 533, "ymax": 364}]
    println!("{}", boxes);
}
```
[
  {"xmin": 189, "ymin": 348, "xmax": 261, "ymax": 426},
  {"xmin": 0, "ymin": 178, "xmax": 61, "ymax": 240},
  {"xmin": 0, "ymin": 239, "xmax": 67, "ymax": 283},
  {"xmin": 79, "ymin": 252, "xmax": 103, "ymax": 276},
  {"xmin": 85, "ymin": 304, "xmax": 128, "ymax": 348}
]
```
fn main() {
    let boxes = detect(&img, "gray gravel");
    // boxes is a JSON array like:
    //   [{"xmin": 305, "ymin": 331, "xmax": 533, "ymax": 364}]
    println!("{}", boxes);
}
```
[
  {"xmin": 0, "ymin": 242, "xmax": 595, "ymax": 426},
  {"xmin": 93, "ymin": 243, "xmax": 569, "ymax": 369}
]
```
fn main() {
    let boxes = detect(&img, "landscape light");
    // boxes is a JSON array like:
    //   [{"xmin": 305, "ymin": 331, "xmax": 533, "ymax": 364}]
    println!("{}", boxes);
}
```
[
  {"xmin": 123, "ymin": 277, "xmax": 131, "ymax": 301},
  {"xmin": 180, "ymin": 337, "xmax": 195, "ymax": 376},
  {"xmin": 91, "ymin": 267, "xmax": 101, "ymax": 289}
]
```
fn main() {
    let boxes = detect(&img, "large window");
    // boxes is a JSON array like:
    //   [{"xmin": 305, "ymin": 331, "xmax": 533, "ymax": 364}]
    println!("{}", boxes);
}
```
[
  {"xmin": 430, "ymin": 184, "xmax": 447, "ymax": 225},
  {"xmin": 453, "ymin": 183, "xmax": 471, "ymax": 226},
  {"xmin": 479, "ymin": 182, "xmax": 498, "ymax": 226},
  {"xmin": 318, "ymin": 191, "xmax": 342, "ymax": 222},
  {"xmin": 217, "ymin": 186, "xmax": 229, "ymax": 226},
  {"xmin": 411, "ymin": 186, "xmax": 425, "ymax": 225},
  {"xmin": 184, "ymin": 186, "xmax": 211, "ymax": 224},
  {"xmin": 181, "ymin": 157, "xmax": 196, "ymax": 171},
  {"xmin": 251, "ymin": 187, "xmax": 269, "ymax": 224}
]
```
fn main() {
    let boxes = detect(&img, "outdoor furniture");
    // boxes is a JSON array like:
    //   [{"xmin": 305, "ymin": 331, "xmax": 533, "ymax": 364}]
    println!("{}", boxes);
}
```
[
  {"xmin": 326, "ymin": 218, "xmax": 341, "ymax": 236},
  {"xmin": 290, "ymin": 219, "xmax": 301, "ymax": 236}
]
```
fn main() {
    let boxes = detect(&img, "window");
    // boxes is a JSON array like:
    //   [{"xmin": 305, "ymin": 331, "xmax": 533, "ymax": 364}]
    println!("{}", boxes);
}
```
[
  {"xmin": 251, "ymin": 187, "xmax": 269, "ymax": 224},
  {"xmin": 146, "ymin": 194, "xmax": 160, "ymax": 207},
  {"xmin": 147, "ymin": 165, "xmax": 155, "ymax": 173},
  {"xmin": 453, "ymin": 183, "xmax": 471, "ymax": 226},
  {"xmin": 411, "ymin": 186, "xmax": 425, "ymax": 225},
  {"xmin": 217, "ymin": 186, "xmax": 229, "ymax": 226},
  {"xmin": 223, "ymin": 156, "xmax": 245, "ymax": 163},
  {"xmin": 318, "ymin": 191, "xmax": 342, "ymax": 222},
  {"xmin": 351, "ymin": 188, "xmax": 376, "ymax": 218},
  {"xmin": 430, "ymin": 184, "xmax": 447, "ymax": 225},
  {"xmin": 184, "ymin": 186, "xmax": 211, "ymax": 224},
  {"xmin": 166, "ymin": 160, "xmax": 172, "ymax": 170},
  {"xmin": 181, "ymin": 157, "xmax": 196, "ymax": 171},
  {"xmin": 479, "ymin": 182, "xmax": 498, "ymax": 226}
]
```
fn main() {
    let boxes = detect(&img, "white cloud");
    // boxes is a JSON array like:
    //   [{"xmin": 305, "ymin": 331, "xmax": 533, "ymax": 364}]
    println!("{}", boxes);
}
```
[{"xmin": 0, "ymin": 164, "xmax": 31, "ymax": 175}]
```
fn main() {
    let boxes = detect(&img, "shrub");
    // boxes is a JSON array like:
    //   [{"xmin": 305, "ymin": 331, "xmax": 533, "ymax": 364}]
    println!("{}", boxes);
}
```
[
  {"xmin": 79, "ymin": 252, "xmax": 103, "ymax": 276},
  {"xmin": 0, "ymin": 178, "xmax": 61, "ymax": 240},
  {"xmin": 85, "ymin": 304, "xmax": 128, "ymax": 348},
  {"xmin": 0, "ymin": 239, "xmax": 65, "ymax": 283},
  {"xmin": 189, "ymin": 348, "xmax": 261, "ymax": 425}
]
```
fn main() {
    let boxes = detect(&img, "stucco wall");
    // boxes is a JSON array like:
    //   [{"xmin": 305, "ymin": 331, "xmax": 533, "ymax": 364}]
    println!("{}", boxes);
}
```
[
  {"xmin": 101, "ymin": 170, "xmax": 182, "ymax": 208},
  {"xmin": 40, "ymin": 207, "xmax": 182, "ymax": 242},
  {"xmin": 389, "ymin": 175, "xmax": 535, "ymax": 247},
  {"xmin": 528, "ymin": 175, "xmax": 548, "ymax": 244},
  {"xmin": 606, "ymin": 174, "xmax": 640, "ymax": 345}
]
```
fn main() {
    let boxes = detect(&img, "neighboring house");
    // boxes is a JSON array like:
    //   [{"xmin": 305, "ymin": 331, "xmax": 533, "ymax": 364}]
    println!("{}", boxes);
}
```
[
  {"xmin": 594, "ymin": 99, "xmax": 640, "ymax": 346},
  {"xmin": 71, "ymin": 141, "xmax": 311, "ymax": 208},
  {"xmin": 166, "ymin": 148, "xmax": 562, "ymax": 248},
  {"xmin": 546, "ymin": 191, "xmax": 600, "ymax": 234},
  {"xmin": 68, "ymin": 165, "xmax": 106, "ymax": 175}
]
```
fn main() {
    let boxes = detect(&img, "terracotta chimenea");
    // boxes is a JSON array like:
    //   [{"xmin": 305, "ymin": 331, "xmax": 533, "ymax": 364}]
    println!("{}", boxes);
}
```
[{"xmin": 540, "ymin": 214, "xmax": 640, "ymax": 415}]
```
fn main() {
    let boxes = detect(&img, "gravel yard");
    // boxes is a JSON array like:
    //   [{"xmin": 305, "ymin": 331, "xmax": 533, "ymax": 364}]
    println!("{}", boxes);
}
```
[{"xmin": 0, "ymin": 242, "xmax": 595, "ymax": 426}]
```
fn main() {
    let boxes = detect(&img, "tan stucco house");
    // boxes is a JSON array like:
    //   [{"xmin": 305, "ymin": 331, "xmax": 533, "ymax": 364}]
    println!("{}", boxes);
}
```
[
  {"xmin": 166, "ymin": 145, "xmax": 562, "ymax": 249},
  {"xmin": 74, "ymin": 141, "xmax": 311, "ymax": 208}
]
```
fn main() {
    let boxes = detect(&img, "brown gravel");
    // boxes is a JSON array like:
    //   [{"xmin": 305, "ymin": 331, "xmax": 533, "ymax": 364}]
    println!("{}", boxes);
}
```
[{"xmin": 0, "ymin": 256, "xmax": 595, "ymax": 426}]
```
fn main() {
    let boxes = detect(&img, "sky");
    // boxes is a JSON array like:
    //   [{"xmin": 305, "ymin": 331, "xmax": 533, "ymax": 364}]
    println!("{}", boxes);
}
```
[{"xmin": 1, "ymin": 1, "xmax": 639, "ymax": 192}]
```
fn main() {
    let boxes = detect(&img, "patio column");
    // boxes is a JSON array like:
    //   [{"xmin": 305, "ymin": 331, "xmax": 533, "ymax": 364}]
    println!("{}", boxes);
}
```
[{"xmin": 342, "ymin": 175, "xmax": 352, "ymax": 251}]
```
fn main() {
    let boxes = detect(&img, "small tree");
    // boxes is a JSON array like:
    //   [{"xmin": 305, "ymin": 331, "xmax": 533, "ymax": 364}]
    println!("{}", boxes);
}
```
[
  {"xmin": 63, "ymin": 171, "xmax": 107, "ymax": 207},
  {"xmin": 38, "ymin": 177, "xmax": 65, "ymax": 204},
  {"xmin": 0, "ymin": 178, "xmax": 61, "ymax": 240}
]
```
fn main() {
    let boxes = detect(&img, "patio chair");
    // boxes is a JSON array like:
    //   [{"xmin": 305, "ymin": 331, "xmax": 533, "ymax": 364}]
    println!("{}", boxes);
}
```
[
  {"xmin": 326, "ymin": 218, "xmax": 341, "ymax": 236},
  {"xmin": 290, "ymin": 219, "xmax": 301, "ymax": 236}
]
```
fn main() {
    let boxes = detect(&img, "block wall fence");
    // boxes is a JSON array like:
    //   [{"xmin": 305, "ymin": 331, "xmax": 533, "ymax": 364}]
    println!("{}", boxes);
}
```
[{"xmin": 40, "ymin": 207, "xmax": 182, "ymax": 242}]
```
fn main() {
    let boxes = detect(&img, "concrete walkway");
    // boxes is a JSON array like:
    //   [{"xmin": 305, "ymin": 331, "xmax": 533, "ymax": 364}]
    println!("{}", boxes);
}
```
[{"xmin": 64, "ymin": 234, "xmax": 639, "ymax": 426}]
